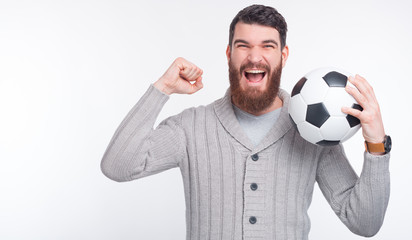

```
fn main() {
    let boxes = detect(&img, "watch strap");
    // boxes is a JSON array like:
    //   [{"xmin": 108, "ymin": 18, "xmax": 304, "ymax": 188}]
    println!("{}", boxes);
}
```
[{"xmin": 364, "ymin": 141, "xmax": 385, "ymax": 153}]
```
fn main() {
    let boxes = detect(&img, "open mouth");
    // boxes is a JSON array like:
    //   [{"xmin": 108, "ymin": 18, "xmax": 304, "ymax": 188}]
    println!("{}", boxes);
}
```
[{"xmin": 244, "ymin": 69, "xmax": 266, "ymax": 83}]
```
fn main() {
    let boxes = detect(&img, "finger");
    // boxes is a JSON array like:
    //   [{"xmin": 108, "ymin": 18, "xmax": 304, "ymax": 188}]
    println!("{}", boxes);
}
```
[
  {"xmin": 175, "ymin": 57, "xmax": 196, "ymax": 78},
  {"xmin": 341, "ymin": 106, "xmax": 362, "ymax": 119},
  {"xmin": 183, "ymin": 66, "xmax": 197, "ymax": 80},
  {"xmin": 191, "ymin": 68, "xmax": 203, "ymax": 80},
  {"xmin": 181, "ymin": 65, "xmax": 203, "ymax": 82},
  {"xmin": 345, "ymin": 83, "xmax": 368, "ymax": 108},
  {"xmin": 348, "ymin": 75, "xmax": 377, "ymax": 103}
]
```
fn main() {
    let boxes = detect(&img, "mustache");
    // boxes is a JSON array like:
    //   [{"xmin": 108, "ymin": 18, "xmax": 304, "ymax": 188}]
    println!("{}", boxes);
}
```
[{"xmin": 239, "ymin": 62, "xmax": 271, "ymax": 74}]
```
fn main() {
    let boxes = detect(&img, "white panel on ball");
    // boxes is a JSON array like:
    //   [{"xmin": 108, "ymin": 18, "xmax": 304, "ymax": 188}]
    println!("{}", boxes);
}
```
[
  {"xmin": 297, "ymin": 121, "xmax": 323, "ymax": 144},
  {"xmin": 324, "ymin": 88, "xmax": 357, "ymax": 117},
  {"xmin": 289, "ymin": 94, "xmax": 307, "ymax": 124},
  {"xmin": 300, "ymin": 76, "xmax": 329, "ymax": 105},
  {"xmin": 320, "ymin": 116, "xmax": 351, "ymax": 140},
  {"xmin": 341, "ymin": 125, "xmax": 361, "ymax": 142}
]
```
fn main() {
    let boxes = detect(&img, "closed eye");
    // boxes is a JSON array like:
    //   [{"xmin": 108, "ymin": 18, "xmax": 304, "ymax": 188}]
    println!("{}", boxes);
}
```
[
  {"xmin": 233, "ymin": 39, "xmax": 250, "ymax": 49},
  {"xmin": 262, "ymin": 39, "xmax": 279, "ymax": 49},
  {"xmin": 236, "ymin": 44, "xmax": 249, "ymax": 48},
  {"xmin": 263, "ymin": 45, "xmax": 275, "ymax": 49}
]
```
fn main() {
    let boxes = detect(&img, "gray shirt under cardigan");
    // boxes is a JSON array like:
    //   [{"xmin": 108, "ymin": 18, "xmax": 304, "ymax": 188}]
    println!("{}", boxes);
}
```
[
  {"xmin": 101, "ymin": 85, "xmax": 390, "ymax": 240},
  {"xmin": 233, "ymin": 104, "xmax": 281, "ymax": 146}
]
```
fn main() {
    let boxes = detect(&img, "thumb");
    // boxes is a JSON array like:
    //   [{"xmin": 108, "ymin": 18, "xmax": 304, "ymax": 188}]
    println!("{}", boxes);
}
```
[{"xmin": 187, "ymin": 76, "xmax": 204, "ymax": 94}]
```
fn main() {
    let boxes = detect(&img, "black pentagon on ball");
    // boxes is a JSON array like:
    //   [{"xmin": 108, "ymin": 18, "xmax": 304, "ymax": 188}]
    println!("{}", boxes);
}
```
[
  {"xmin": 306, "ymin": 103, "xmax": 330, "ymax": 128},
  {"xmin": 291, "ymin": 77, "xmax": 307, "ymax": 97},
  {"xmin": 322, "ymin": 71, "xmax": 348, "ymax": 87},
  {"xmin": 346, "ymin": 103, "xmax": 363, "ymax": 127},
  {"xmin": 316, "ymin": 140, "xmax": 340, "ymax": 146}
]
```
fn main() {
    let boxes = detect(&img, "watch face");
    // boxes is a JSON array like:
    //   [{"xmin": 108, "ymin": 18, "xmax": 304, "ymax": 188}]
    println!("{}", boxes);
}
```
[{"xmin": 384, "ymin": 135, "xmax": 392, "ymax": 153}]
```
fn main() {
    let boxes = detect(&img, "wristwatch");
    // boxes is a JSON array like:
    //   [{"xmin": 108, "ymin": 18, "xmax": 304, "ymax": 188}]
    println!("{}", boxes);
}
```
[{"xmin": 364, "ymin": 135, "xmax": 392, "ymax": 154}]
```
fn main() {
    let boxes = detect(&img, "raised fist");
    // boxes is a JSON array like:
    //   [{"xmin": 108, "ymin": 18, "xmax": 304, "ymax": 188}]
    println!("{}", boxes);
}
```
[{"xmin": 154, "ymin": 57, "xmax": 203, "ymax": 95}]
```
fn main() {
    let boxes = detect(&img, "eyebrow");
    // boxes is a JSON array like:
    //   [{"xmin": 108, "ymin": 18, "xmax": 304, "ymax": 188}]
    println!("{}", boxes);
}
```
[
  {"xmin": 233, "ymin": 39, "xmax": 279, "ymax": 47},
  {"xmin": 233, "ymin": 39, "xmax": 249, "ymax": 45}
]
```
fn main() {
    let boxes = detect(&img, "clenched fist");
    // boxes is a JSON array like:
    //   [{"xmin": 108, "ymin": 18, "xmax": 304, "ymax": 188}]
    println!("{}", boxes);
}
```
[{"xmin": 154, "ymin": 57, "xmax": 203, "ymax": 95}]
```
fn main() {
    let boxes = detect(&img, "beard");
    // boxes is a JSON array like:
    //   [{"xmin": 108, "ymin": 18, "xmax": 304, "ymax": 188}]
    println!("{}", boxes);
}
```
[{"xmin": 229, "ymin": 58, "xmax": 282, "ymax": 115}]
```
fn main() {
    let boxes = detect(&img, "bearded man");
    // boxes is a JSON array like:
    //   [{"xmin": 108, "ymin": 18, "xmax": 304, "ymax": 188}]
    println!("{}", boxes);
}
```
[{"xmin": 101, "ymin": 4, "xmax": 390, "ymax": 240}]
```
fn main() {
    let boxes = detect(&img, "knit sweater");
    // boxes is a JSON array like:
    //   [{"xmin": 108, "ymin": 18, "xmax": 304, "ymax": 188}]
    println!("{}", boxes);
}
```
[{"xmin": 101, "ymin": 85, "xmax": 390, "ymax": 240}]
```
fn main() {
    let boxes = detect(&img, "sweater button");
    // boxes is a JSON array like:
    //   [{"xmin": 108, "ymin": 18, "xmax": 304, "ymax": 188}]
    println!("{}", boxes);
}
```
[
  {"xmin": 249, "ymin": 216, "xmax": 257, "ymax": 224},
  {"xmin": 250, "ymin": 183, "xmax": 258, "ymax": 191},
  {"xmin": 251, "ymin": 154, "xmax": 259, "ymax": 161}
]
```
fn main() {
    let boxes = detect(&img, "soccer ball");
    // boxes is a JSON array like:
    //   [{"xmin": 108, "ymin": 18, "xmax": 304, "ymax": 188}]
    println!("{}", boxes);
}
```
[{"xmin": 288, "ymin": 67, "xmax": 362, "ymax": 146}]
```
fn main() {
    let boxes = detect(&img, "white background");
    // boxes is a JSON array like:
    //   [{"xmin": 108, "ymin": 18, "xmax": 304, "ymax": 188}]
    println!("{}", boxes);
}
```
[{"xmin": 1, "ymin": 0, "xmax": 411, "ymax": 239}]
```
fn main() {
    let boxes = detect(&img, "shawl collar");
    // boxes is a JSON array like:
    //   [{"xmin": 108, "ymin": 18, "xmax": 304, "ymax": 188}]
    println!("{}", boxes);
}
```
[{"xmin": 213, "ymin": 88, "xmax": 294, "ymax": 152}]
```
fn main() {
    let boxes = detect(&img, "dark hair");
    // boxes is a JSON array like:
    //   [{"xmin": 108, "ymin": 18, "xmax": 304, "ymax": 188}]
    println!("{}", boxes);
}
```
[{"xmin": 229, "ymin": 4, "xmax": 288, "ymax": 49}]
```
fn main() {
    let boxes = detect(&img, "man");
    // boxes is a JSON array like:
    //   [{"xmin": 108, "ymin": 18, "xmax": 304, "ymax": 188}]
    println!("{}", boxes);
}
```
[{"xmin": 101, "ymin": 4, "xmax": 390, "ymax": 240}]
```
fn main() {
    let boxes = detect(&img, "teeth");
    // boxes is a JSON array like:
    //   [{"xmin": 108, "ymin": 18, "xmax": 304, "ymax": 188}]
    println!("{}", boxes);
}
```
[{"xmin": 245, "ymin": 70, "xmax": 265, "ymax": 74}]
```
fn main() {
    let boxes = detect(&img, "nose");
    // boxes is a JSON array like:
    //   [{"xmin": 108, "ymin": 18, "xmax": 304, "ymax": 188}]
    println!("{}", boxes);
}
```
[{"xmin": 247, "ymin": 47, "xmax": 263, "ymax": 63}]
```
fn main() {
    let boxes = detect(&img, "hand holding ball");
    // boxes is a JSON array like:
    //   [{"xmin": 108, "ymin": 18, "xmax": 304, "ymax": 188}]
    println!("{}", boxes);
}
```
[{"xmin": 288, "ymin": 67, "xmax": 362, "ymax": 146}]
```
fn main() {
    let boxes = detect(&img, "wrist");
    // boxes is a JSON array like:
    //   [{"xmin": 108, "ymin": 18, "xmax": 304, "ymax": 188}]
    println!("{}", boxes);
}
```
[
  {"xmin": 364, "ymin": 136, "xmax": 385, "ymax": 144},
  {"xmin": 153, "ymin": 80, "xmax": 173, "ymax": 95}
]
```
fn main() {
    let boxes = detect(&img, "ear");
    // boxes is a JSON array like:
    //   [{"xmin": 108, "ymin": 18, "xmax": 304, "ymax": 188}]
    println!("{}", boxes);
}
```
[
  {"xmin": 226, "ymin": 45, "xmax": 231, "ymax": 63},
  {"xmin": 281, "ymin": 45, "xmax": 289, "ymax": 68}
]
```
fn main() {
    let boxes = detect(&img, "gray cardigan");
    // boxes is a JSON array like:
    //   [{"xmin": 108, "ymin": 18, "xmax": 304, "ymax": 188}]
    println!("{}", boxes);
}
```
[{"xmin": 101, "ymin": 85, "xmax": 390, "ymax": 240}]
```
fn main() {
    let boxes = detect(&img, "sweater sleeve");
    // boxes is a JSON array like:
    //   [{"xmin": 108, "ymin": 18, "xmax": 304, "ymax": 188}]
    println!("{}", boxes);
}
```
[
  {"xmin": 316, "ymin": 144, "xmax": 390, "ymax": 237},
  {"xmin": 100, "ymin": 85, "xmax": 186, "ymax": 182}
]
